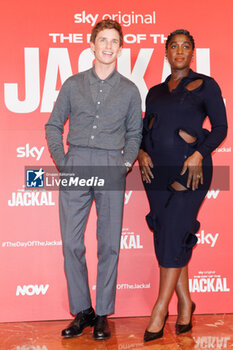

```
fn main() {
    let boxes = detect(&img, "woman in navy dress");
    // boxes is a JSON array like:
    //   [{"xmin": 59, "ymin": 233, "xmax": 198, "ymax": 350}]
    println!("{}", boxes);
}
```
[{"xmin": 138, "ymin": 29, "xmax": 227, "ymax": 341}]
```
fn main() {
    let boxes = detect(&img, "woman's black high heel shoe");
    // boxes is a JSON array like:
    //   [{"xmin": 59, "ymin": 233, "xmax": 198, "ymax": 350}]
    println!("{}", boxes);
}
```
[
  {"xmin": 144, "ymin": 313, "xmax": 169, "ymax": 342},
  {"xmin": 176, "ymin": 302, "xmax": 196, "ymax": 335}
]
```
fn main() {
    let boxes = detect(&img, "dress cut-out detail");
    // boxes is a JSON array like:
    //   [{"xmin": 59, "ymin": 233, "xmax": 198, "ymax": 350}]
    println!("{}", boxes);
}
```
[
  {"xmin": 171, "ymin": 181, "xmax": 187, "ymax": 191},
  {"xmin": 185, "ymin": 79, "xmax": 203, "ymax": 91},
  {"xmin": 179, "ymin": 129, "xmax": 197, "ymax": 144},
  {"xmin": 148, "ymin": 116, "xmax": 155, "ymax": 129}
]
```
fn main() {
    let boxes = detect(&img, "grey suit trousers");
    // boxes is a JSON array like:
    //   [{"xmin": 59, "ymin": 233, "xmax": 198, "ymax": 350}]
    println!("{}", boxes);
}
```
[{"xmin": 59, "ymin": 146, "xmax": 126, "ymax": 316}]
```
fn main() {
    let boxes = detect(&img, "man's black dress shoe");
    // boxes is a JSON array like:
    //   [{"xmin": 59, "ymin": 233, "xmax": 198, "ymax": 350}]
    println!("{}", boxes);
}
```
[
  {"xmin": 93, "ymin": 315, "xmax": 111, "ymax": 340},
  {"xmin": 144, "ymin": 313, "xmax": 169, "ymax": 342},
  {"xmin": 61, "ymin": 307, "xmax": 96, "ymax": 338},
  {"xmin": 176, "ymin": 302, "xmax": 196, "ymax": 335}
]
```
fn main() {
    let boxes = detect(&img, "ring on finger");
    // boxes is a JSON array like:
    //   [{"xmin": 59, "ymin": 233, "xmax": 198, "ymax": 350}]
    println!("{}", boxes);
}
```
[
  {"xmin": 197, "ymin": 175, "xmax": 201, "ymax": 179},
  {"xmin": 141, "ymin": 170, "xmax": 144, "ymax": 174}
]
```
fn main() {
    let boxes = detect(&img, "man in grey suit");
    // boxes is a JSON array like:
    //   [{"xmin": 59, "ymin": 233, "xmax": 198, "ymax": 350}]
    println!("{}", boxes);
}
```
[{"xmin": 45, "ymin": 19, "xmax": 142, "ymax": 340}]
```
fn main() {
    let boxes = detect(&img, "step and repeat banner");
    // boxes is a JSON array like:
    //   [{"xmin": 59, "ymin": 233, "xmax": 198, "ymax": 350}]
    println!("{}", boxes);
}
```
[{"xmin": 0, "ymin": 0, "xmax": 232, "ymax": 322}]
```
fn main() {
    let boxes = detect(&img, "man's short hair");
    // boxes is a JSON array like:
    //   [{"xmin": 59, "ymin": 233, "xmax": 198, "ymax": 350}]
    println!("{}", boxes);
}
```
[{"xmin": 90, "ymin": 19, "xmax": 123, "ymax": 47}]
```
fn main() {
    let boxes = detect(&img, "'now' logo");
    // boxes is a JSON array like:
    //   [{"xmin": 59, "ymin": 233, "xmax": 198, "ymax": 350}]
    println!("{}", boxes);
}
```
[{"xmin": 16, "ymin": 284, "xmax": 49, "ymax": 296}]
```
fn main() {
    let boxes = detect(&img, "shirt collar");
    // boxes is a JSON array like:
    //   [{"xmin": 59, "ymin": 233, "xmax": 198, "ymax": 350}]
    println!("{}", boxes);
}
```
[{"xmin": 88, "ymin": 66, "xmax": 118, "ymax": 87}]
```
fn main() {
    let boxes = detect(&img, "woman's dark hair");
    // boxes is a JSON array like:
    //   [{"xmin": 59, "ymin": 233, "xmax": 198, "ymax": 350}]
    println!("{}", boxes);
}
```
[{"xmin": 165, "ymin": 29, "xmax": 195, "ymax": 50}]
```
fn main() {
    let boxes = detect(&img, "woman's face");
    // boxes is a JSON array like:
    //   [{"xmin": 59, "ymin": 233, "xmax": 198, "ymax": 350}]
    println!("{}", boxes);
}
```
[{"xmin": 166, "ymin": 34, "xmax": 194, "ymax": 70}]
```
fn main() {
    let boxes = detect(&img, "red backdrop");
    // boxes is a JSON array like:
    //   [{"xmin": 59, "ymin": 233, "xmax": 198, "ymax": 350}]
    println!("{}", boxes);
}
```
[{"xmin": 0, "ymin": 0, "xmax": 232, "ymax": 322}]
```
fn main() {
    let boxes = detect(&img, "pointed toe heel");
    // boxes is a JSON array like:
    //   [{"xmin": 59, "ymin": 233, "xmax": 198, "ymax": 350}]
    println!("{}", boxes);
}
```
[
  {"xmin": 176, "ymin": 302, "xmax": 196, "ymax": 335},
  {"xmin": 144, "ymin": 313, "xmax": 169, "ymax": 342}
]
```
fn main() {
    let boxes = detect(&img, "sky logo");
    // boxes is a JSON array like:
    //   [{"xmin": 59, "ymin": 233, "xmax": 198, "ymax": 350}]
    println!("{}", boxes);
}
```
[{"xmin": 26, "ymin": 168, "xmax": 44, "ymax": 188}]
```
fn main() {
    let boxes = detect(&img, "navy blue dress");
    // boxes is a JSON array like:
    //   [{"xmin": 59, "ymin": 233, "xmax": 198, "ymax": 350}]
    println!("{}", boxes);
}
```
[{"xmin": 141, "ymin": 70, "xmax": 227, "ymax": 268}]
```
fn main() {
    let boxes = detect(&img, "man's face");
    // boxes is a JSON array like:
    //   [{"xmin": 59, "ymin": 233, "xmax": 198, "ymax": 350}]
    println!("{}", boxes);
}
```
[{"xmin": 90, "ymin": 28, "xmax": 122, "ymax": 66}]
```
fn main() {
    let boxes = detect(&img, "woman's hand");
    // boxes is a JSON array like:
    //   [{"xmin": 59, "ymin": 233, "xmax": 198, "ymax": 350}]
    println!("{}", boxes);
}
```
[
  {"xmin": 180, "ymin": 151, "xmax": 204, "ymax": 190},
  {"xmin": 138, "ymin": 149, "xmax": 154, "ymax": 183}
]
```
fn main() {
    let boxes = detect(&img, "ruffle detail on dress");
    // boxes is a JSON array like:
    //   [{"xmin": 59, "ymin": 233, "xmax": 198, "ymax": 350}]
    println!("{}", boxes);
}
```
[
  {"xmin": 182, "ymin": 220, "xmax": 200, "ymax": 249},
  {"xmin": 146, "ymin": 212, "xmax": 157, "ymax": 232}
]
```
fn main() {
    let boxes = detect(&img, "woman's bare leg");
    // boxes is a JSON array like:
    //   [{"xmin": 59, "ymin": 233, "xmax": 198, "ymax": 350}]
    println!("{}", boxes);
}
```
[
  {"xmin": 175, "ymin": 265, "xmax": 193, "ymax": 324},
  {"xmin": 146, "ymin": 266, "xmax": 181, "ymax": 332}
]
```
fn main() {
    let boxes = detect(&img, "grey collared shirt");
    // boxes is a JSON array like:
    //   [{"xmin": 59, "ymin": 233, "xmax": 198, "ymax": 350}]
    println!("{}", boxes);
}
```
[{"xmin": 45, "ymin": 67, "xmax": 142, "ymax": 166}]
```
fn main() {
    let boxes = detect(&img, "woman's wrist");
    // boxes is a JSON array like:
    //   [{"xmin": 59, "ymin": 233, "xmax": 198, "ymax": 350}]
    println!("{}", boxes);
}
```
[{"xmin": 192, "ymin": 150, "xmax": 203, "ymax": 161}]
